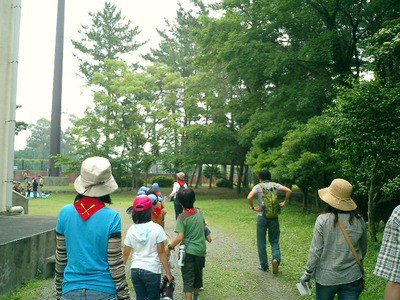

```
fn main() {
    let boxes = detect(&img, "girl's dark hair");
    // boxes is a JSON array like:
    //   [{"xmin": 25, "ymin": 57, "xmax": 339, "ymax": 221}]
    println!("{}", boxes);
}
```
[
  {"xmin": 74, "ymin": 193, "xmax": 112, "ymax": 204},
  {"xmin": 322, "ymin": 204, "xmax": 363, "ymax": 226},
  {"xmin": 132, "ymin": 209, "xmax": 152, "ymax": 224},
  {"xmin": 177, "ymin": 188, "xmax": 195, "ymax": 209}
]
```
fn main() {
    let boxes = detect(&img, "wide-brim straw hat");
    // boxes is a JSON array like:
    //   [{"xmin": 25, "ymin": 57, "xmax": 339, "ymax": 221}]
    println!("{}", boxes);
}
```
[
  {"xmin": 318, "ymin": 178, "xmax": 357, "ymax": 211},
  {"xmin": 176, "ymin": 172, "xmax": 185, "ymax": 180},
  {"xmin": 74, "ymin": 156, "xmax": 118, "ymax": 197}
]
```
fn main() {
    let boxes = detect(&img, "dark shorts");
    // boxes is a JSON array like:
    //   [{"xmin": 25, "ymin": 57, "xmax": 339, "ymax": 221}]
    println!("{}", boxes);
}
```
[{"xmin": 181, "ymin": 253, "xmax": 205, "ymax": 292}]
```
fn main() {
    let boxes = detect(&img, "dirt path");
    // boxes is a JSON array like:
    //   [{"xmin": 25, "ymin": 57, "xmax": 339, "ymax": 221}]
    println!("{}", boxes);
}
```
[
  {"xmin": 33, "ymin": 203, "xmax": 302, "ymax": 300},
  {"xmin": 154, "ymin": 203, "xmax": 302, "ymax": 300}
]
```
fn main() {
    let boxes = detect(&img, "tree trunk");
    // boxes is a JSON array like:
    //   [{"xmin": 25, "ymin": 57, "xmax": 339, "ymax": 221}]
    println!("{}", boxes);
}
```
[
  {"xmin": 237, "ymin": 164, "xmax": 244, "ymax": 194},
  {"xmin": 301, "ymin": 188, "xmax": 308, "ymax": 211},
  {"xmin": 229, "ymin": 160, "xmax": 235, "ymax": 186},
  {"xmin": 190, "ymin": 169, "xmax": 196, "ymax": 187},
  {"xmin": 315, "ymin": 190, "xmax": 320, "ymax": 212},
  {"xmin": 221, "ymin": 165, "xmax": 227, "ymax": 178},
  {"xmin": 195, "ymin": 164, "xmax": 202, "ymax": 188},
  {"xmin": 243, "ymin": 165, "xmax": 249, "ymax": 188},
  {"xmin": 368, "ymin": 176, "xmax": 378, "ymax": 242}
]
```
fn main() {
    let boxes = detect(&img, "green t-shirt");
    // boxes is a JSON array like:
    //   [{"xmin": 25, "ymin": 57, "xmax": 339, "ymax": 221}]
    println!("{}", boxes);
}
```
[{"xmin": 175, "ymin": 209, "xmax": 206, "ymax": 257}]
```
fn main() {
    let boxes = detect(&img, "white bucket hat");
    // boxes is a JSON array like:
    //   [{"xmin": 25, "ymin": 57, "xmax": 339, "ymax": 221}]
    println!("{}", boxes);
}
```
[
  {"xmin": 74, "ymin": 156, "xmax": 118, "ymax": 197},
  {"xmin": 318, "ymin": 178, "xmax": 357, "ymax": 211}
]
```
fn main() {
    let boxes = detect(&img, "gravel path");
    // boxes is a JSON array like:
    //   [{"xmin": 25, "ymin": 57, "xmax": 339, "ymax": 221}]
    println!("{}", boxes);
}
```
[{"xmin": 32, "ymin": 203, "xmax": 302, "ymax": 300}]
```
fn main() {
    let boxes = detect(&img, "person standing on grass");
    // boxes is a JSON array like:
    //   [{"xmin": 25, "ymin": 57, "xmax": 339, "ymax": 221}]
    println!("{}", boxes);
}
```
[
  {"xmin": 166, "ymin": 188, "xmax": 206, "ymax": 300},
  {"xmin": 38, "ymin": 175, "xmax": 44, "ymax": 197},
  {"xmin": 123, "ymin": 195, "xmax": 173, "ymax": 300},
  {"xmin": 246, "ymin": 169, "xmax": 292, "ymax": 274},
  {"xmin": 32, "ymin": 178, "xmax": 38, "ymax": 198},
  {"xmin": 167, "ymin": 172, "xmax": 188, "ymax": 220},
  {"xmin": 299, "ymin": 178, "xmax": 367, "ymax": 300},
  {"xmin": 374, "ymin": 205, "xmax": 400, "ymax": 300},
  {"xmin": 55, "ymin": 156, "xmax": 130, "ymax": 300}
]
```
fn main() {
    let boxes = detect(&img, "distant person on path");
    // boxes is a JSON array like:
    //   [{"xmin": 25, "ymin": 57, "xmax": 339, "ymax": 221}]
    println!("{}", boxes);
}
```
[
  {"xmin": 374, "ymin": 205, "xmax": 400, "ymax": 300},
  {"xmin": 151, "ymin": 182, "xmax": 163, "ymax": 200},
  {"xmin": 166, "ymin": 188, "xmax": 206, "ymax": 300},
  {"xmin": 167, "ymin": 172, "xmax": 188, "ymax": 220},
  {"xmin": 299, "ymin": 178, "xmax": 367, "ymax": 300},
  {"xmin": 38, "ymin": 175, "xmax": 44, "ymax": 197},
  {"xmin": 22, "ymin": 169, "xmax": 29, "ymax": 189},
  {"xmin": 123, "ymin": 195, "xmax": 173, "ymax": 300},
  {"xmin": 246, "ymin": 170, "xmax": 292, "ymax": 274},
  {"xmin": 54, "ymin": 156, "xmax": 130, "ymax": 300},
  {"xmin": 32, "ymin": 178, "xmax": 38, "ymax": 198}
]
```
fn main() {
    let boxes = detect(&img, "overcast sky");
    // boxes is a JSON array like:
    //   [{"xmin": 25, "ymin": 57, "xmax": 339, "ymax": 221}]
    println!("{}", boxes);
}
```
[{"xmin": 14, "ymin": 0, "xmax": 190, "ymax": 150}]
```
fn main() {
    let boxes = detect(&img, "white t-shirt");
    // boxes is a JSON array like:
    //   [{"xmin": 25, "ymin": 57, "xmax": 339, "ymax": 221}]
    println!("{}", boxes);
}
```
[
  {"xmin": 170, "ymin": 181, "xmax": 188, "ymax": 198},
  {"xmin": 124, "ymin": 221, "xmax": 167, "ymax": 274}
]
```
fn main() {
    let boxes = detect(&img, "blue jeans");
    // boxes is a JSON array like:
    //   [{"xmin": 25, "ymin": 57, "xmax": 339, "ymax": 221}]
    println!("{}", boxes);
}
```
[
  {"xmin": 131, "ymin": 268, "xmax": 161, "ymax": 300},
  {"xmin": 257, "ymin": 216, "xmax": 280, "ymax": 269},
  {"xmin": 61, "ymin": 289, "xmax": 117, "ymax": 300},
  {"xmin": 316, "ymin": 279, "xmax": 363, "ymax": 300}
]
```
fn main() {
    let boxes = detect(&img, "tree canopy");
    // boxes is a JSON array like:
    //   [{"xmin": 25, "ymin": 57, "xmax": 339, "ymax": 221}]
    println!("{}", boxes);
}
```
[{"xmin": 42, "ymin": 1, "xmax": 400, "ymax": 237}]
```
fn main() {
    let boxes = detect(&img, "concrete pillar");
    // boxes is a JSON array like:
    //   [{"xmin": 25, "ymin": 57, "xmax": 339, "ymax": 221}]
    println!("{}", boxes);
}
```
[
  {"xmin": 49, "ymin": 0, "xmax": 65, "ymax": 177},
  {"xmin": 0, "ymin": 0, "xmax": 22, "ymax": 212}
]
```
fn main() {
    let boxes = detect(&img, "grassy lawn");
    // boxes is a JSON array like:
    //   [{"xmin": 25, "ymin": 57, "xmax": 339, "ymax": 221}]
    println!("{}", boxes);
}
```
[{"xmin": 1, "ymin": 187, "xmax": 387, "ymax": 299}]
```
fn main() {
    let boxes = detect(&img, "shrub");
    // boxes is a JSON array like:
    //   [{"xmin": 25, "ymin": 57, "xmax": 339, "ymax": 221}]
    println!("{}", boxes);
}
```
[
  {"xmin": 216, "ymin": 178, "xmax": 233, "ymax": 188},
  {"xmin": 136, "ymin": 178, "xmax": 145, "ymax": 188},
  {"xmin": 151, "ymin": 176, "xmax": 174, "ymax": 187}
]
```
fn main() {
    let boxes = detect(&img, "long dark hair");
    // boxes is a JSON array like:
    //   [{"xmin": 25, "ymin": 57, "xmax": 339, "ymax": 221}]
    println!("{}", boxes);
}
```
[
  {"xmin": 74, "ymin": 193, "xmax": 112, "ymax": 204},
  {"xmin": 132, "ymin": 209, "xmax": 152, "ymax": 224},
  {"xmin": 322, "ymin": 204, "xmax": 363, "ymax": 226}
]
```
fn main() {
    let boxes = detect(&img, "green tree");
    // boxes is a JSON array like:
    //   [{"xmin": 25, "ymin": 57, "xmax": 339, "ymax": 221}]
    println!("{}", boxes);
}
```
[
  {"xmin": 329, "ymin": 19, "xmax": 400, "ymax": 241},
  {"xmin": 329, "ymin": 81, "xmax": 400, "ymax": 241},
  {"xmin": 270, "ymin": 116, "xmax": 337, "ymax": 211},
  {"xmin": 71, "ymin": 1, "xmax": 143, "ymax": 83},
  {"xmin": 198, "ymin": 0, "xmax": 400, "ymax": 178}
]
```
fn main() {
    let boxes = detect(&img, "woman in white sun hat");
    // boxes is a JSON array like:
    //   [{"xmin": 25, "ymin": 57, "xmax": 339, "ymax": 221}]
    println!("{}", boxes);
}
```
[
  {"xmin": 55, "ymin": 156, "xmax": 130, "ymax": 300},
  {"xmin": 299, "ymin": 178, "xmax": 367, "ymax": 300}
]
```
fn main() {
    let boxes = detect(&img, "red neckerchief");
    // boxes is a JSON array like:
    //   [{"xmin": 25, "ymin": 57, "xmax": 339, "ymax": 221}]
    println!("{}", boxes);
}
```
[
  {"xmin": 184, "ymin": 208, "xmax": 196, "ymax": 215},
  {"xmin": 152, "ymin": 206, "xmax": 162, "ymax": 218},
  {"xmin": 74, "ymin": 197, "xmax": 105, "ymax": 221},
  {"xmin": 177, "ymin": 180, "xmax": 185, "ymax": 186}
]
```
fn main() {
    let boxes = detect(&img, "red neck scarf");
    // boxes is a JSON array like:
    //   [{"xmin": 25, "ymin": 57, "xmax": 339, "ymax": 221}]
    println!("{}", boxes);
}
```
[
  {"xmin": 177, "ymin": 179, "xmax": 185, "ymax": 186},
  {"xmin": 184, "ymin": 208, "xmax": 196, "ymax": 215},
  {"xmin": 74, "ymin": 197, "xmax": 105, "ymax": 221}
]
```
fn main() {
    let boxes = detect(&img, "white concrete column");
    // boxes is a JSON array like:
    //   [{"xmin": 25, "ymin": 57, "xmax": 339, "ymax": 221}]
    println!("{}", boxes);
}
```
[{"xmin": 0, "ymin": 0, "xmax": 22, "ymax": 212}]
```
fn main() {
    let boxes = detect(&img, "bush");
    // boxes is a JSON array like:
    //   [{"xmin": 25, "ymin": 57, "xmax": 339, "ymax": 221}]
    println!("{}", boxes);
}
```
[
  {"xmin": 216, "ymin": 178, "xmax": 233, "ymax": 188},
  {"xmin": 136, "ymin": 178, "xmax": 145, "ymax": 188},
  {"xmin": 151, "ymin": 176, "xmax": 174, "ymax": 187}
]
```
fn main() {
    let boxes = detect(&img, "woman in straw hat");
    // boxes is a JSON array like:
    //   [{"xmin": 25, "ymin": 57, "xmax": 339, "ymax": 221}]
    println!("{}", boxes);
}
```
[
  {"xmin": 299, "ymin": 178, "xmax": 367, "ymax": 300},
  {"xmin": 55, "ymin": 157, "xmax": 130, "ymax": 300}
]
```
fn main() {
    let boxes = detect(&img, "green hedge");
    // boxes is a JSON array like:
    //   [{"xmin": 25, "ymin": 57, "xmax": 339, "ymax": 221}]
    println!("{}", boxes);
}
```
[{"xmin": 151, "ymin": 176, "xmax": 174, "ymax": 187}]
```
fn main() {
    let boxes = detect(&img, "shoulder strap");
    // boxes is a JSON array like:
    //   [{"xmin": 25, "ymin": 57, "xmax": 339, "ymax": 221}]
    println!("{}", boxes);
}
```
[{"xmin": 338, "ymin": 221, "xmax": 363, "ymax": 271}]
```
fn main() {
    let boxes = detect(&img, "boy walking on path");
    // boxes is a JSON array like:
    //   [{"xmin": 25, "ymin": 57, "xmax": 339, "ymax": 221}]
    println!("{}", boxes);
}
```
[
  {"xmin": 166, "ymin": 188, "xmax": 206, "ymax": 300},
  {"xmin": 247, "ymin": 170, "xmax": 292, "ymax": 274}
]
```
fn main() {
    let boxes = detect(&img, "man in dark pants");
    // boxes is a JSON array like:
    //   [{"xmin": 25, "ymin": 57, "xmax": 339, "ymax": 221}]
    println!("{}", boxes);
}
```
[{"xmin": 247, "ymin": 170, "xmax": 292, "ymax": 274}]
